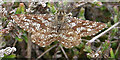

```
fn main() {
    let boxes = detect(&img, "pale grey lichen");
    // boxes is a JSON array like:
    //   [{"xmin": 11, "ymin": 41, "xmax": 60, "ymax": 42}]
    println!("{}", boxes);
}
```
[
  {"xmin": 37, "ymin": 2, "xmax": 46, "ymax": 7},
  {"xmin": 0, "ymin": 47, "xmax": 16, "ymax": 57}
]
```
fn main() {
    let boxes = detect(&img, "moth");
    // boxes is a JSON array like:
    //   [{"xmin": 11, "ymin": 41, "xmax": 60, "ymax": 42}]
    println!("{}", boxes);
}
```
[{"xmin": 11, "ymin": 10, "xmax": 107, "ymax": 48}]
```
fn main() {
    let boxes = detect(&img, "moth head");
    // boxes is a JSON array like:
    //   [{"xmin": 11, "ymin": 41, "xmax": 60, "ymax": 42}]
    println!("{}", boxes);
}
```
[{"xmin": 57, "ymin": 9, "xmax": 66, "ymax": 15}]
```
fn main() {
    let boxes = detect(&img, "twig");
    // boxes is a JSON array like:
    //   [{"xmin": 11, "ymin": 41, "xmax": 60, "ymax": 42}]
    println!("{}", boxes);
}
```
[
  {"xmin": 53, "ymin": 44, "xmax": 60, "ymax": 58},
  {"xmin": 59, "ymin": 45, "xmax": 69, "ymax": 60},
  {"xmin": 87, "ymin": 22, "xmax": 120, "ymax": 44},
  {"xmin": 111, "ymin": 40, "xmax": 118, "ymax": 43},
  {"xmin": 116, "ymin": 27, "xmax": 120, "ymax": 28},
  {"xmin": 13, "ymin": 40, "xmax": 17, "ymax": 47},
  {"xmin": 96, "ymin": 44, "xmax": 102, "ymax": 53},
  {"xmin": 27, "ymin": 33, "xmax": 32, "ymax": 58},
  {"xmin": 36, "ymin": 44, "xmax": 58, "ymax": 60}
]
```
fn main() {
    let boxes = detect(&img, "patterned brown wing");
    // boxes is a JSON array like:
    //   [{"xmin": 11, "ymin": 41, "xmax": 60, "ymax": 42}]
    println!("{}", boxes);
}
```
[
  {"xmin": 66, "ymin": 16, "xmax": 107, "ymax": 37},
  {"xmin": 11, "ymin": 14, "xmax": 107, "ymax": 48},
  {"xmin": 11, "ymin": 14, "xmax": 57, "ymax": 47},
  {"xmin": 59, "ymin": 16, "xmax": 107, "ymax": 48},
  {"xmin": 59, "ymin": 29, "xmax": 81, "ymax": 48},
  {"xmin": 58, "ymin": 16, "xmax": 81, "ymax": 48}
]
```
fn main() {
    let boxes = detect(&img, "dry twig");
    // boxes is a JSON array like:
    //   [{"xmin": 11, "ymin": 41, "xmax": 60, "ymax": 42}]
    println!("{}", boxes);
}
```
[
  {"xmin": 87, "ymin": 22, "xmax": 120, "ymax": 44},
  {"xmin": 13, "ymin": 40, "xmax": 17, "ymax": 47},
  {"xmin": 53, "ymin": 45, "xmax": 60, "ymax": 58},
  {"xmin": 27, "ymin": 33, "xmax": 32, "ymax": 58},
  {"xmin": 59, "ymin": 45, "xmax": 69, "ymax": 60},
  {"xmin": 36, "ymin": 43, "xmax": 58, "ymax": 60}
]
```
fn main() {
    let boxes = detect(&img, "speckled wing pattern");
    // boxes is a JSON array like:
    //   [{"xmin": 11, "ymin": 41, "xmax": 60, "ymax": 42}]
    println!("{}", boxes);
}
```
[
  {"xmin": 11, "ymin": 14, "xmax": 107, "ymax": 48},
  {"xmin": 11, "ymin": 14, "xmax": 57, "ymax": 47},
  {"xmin": 66, "ymin": 17, "xmax": 107, "ymax": 37},
  {"xmin": 58, "ymin": 16, "xmax": 107, "ymax": 48}
]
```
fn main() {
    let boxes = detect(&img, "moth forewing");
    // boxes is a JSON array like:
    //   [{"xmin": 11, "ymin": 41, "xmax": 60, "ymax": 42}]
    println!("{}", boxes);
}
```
[{"xmin": 11, "ymin": 12, "xmax": 107, "ymax": 48}]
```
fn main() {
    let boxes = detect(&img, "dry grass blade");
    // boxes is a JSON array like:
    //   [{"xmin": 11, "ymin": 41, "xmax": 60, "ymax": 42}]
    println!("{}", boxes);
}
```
[{"xmin": 87, "ymin": 22, "xmax": 120, "ymax": 44}]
